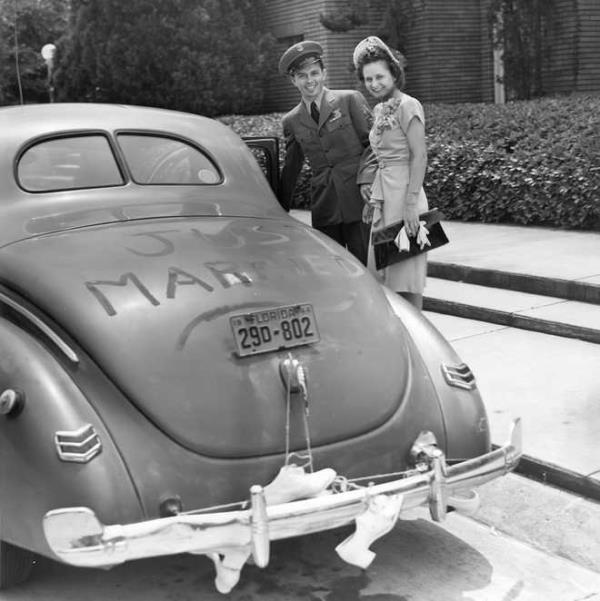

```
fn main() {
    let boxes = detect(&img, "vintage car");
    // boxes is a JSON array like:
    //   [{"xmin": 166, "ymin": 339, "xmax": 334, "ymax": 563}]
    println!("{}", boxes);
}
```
[{"xmin": 0, "ymin": 103, "xmax": 521, "ymax": 592}]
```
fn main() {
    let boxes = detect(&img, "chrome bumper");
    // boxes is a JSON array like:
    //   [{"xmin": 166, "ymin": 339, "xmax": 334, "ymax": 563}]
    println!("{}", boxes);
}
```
[{"xmin": 43, "ymin": 419, "xmax": 521, "ymax": 569}]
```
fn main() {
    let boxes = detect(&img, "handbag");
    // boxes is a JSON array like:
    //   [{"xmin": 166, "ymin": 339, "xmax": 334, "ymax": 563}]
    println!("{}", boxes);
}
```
[{"xmin": 372, "ymin": 208, "xmax": 449, "ymax": 270}]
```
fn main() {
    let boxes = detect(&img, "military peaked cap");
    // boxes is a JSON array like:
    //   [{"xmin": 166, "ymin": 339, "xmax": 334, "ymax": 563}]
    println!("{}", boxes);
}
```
[{"xmin": 278, "ymin": 40, "xmax": 323, "ymax": 76}]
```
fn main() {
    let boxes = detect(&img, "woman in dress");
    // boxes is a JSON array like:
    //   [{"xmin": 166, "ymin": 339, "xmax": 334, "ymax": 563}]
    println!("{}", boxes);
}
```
[{"xmin": 354, "ymin": 37, "xmax": 428, "ymax": 310}]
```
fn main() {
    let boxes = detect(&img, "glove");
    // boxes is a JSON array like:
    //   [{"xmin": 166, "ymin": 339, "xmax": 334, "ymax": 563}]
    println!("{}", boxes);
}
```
[
  {"xmin": 416, "ymin": 221, "xmax": 431, "ymax": 250},
  {"xmin": 394, "ymin": 226, "xmax": 411, "ymax": 251}
]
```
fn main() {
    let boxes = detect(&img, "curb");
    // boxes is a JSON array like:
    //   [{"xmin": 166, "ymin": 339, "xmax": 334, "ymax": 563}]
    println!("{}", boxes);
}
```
[
  {"xmin": 423, "ymin": 297, "xmax": 600, "ymax": 345},
  {"xmin": 428, "ymin": 262, "xmax": 600, "ymax": 305},
  {"xmin": 492, "ymin": 446, "xmax": 600, "ymax": 503}
]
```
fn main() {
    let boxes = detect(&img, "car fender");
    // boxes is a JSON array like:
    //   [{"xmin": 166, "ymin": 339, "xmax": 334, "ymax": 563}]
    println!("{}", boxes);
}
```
[
  {"xmin": 383, "ymin": 288, "xmax": 490, "ymax": 460},
  {"xmin": 0, "ymin": 317, "xmax": 142, "ymax": 558}
]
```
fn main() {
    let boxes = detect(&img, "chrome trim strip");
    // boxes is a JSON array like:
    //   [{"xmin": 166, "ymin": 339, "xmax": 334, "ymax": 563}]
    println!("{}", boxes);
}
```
[
  {"xmin": 0, "ymin": 291, "xmax": 79, "ymax": 364},
  {"xmin": 57, "ymin": 446, "xmax": 101, "ymax": 464},
  {"xmin": 55, "ymin": 424, "xmax": 101, "ymax": 463},
  {"xmin": 441, "ymin": 362, "xmax": 476, "ymax": 390},
  {"xmin": 57, "ymin": 431, "xmax": 98, "ymax": 450},
  {"xmin": 43, "ymin": 419, "xmax": 522, "ymax": 568}
]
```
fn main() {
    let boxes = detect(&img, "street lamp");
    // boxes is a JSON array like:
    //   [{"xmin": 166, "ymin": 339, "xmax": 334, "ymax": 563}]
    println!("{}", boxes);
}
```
[{"xmin": 41, "ymin": 43, "xmax": 57, "ymax": 103}]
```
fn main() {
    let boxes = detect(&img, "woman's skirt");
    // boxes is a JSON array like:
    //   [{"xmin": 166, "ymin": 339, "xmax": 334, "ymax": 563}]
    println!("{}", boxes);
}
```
[{"xmin": 366, "ymin": 163, "xmax": 428, "ymax": 293}]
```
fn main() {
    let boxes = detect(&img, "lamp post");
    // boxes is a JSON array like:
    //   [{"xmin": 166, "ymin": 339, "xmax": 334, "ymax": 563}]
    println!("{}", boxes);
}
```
[{"xmin": 41, "ymin": 43, "xmax": 57, "ymax": 103}]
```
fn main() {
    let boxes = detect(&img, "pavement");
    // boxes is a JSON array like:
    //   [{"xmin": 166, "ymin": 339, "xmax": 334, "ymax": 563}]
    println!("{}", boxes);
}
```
[
  {"xmin": 423, "ymin": 221, "xmax": 600, "ymax": 501},
  {"xmin": 290, "ymin": 211, "xmax": 600, "ymax": 501}
]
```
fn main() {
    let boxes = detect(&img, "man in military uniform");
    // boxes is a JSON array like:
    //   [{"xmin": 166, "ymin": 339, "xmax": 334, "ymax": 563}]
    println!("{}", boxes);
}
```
[{"xmin": 278, "ymin": 41, "xmax": 375, "ymax": 265}]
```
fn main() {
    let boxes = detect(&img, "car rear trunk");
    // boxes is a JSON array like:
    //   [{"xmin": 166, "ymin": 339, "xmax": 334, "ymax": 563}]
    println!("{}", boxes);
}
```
[{"xmin": 0, "ymin": 216, "xmax": 412, "ymax": 458}]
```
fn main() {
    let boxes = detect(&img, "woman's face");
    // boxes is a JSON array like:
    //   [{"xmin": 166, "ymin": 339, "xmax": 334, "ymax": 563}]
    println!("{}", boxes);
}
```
[{"xmin": 362, "ymin": 60, "xmax": 396, "ymax": 99}]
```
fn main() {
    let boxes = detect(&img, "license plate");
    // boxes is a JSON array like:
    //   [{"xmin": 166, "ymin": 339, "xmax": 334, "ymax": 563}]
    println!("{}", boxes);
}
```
[{"xmin": 230, "ymin": 304, "xmax": 320, "ymax": 357}]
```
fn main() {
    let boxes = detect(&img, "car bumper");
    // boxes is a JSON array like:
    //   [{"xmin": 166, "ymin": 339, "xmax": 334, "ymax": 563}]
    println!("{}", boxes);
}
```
[{"xmin": 43, "ymin": 419, "xmax": 521, "ymax": 569}]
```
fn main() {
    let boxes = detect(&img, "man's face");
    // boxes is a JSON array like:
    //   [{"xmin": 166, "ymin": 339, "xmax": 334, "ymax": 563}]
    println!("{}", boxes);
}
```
[{"xmin": 290, "ymin": 63, "xmax": 326, "ymax": 101}]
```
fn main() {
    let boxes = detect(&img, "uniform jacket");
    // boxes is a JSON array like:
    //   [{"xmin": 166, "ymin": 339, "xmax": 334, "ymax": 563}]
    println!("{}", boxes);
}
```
[{"xmin": 278, "ymin": 88, "xmax": 376, "ymax": 227}]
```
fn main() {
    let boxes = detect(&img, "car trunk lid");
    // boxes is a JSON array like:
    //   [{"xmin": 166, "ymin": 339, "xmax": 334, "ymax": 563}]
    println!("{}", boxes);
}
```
[{"xmin": 0, "ymin": 217, "xmax": 411, "ymax": 458}]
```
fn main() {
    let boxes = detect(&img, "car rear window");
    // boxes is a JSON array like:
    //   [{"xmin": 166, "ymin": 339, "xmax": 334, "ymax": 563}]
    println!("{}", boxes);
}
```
[
  {"xmin": 18, "ymin": 135, "xmax": 124, "ymax": 192},
  {"xmin": 117, "ymin": 134, "xmax": 221, "ymax": 185}
]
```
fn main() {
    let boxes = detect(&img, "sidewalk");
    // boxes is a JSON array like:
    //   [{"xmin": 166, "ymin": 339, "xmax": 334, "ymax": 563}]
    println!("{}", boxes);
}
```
[
  {"xmin": 290, "ymin": 211, "xmax": 600, "ymax": 500},
  {"xmin": 423, "ymin": 221, "xmax": 600, "ymax": 501}
]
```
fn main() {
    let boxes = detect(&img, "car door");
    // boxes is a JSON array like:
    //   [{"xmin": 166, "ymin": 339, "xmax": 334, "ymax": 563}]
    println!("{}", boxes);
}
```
[{"xmin": 243, "ymin": 137, "xmax": 280, "ymax": 197}]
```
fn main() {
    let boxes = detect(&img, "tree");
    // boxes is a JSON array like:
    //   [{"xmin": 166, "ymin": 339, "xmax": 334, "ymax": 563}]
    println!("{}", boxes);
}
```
[
  {"xmin": 0, "ymin": 0, "xmax": 69, "ymax": 105},
  {"xmin": 375, "ymin": 0, "xmax": 423, "ymax": 56},
  {"xmin": 55, "ymin": 0, "xmax": 276, "ymax": 116},
  {"xmin": 319, "ymin": 0, "xmax": 422, "ymax": 56},
  {"xmin": 489, "ymin": 0, "xmax": 557, "ymax": 100}
]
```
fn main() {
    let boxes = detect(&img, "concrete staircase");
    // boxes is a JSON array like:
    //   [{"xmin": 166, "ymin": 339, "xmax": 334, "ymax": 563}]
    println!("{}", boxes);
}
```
[{"xmin": 423, "ymin": 258, "xmax": 600, "ymax": 502}]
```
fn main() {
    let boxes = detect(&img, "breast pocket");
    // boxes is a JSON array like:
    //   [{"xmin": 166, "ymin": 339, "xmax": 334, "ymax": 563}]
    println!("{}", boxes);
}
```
[
  {"xmin": 325, "ymin": 118, "xmax": 362, "ymax": 155},
  {"xmin": 325, "ymin": 116, "xmax": 350, "ymax": 133}
]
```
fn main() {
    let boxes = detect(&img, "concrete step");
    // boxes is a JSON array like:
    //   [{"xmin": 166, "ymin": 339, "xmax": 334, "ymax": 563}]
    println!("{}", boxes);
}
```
[
  {"xmin": 428, "ymin": 221, "xmax": 600, "ymax": 304},
  {"xmin": 424, "ymin": 277, "xmax": 600, "ymax": 344},
  {"xmin": 429, "ymin": 260, "xmax": 600, "ymax": 304}
]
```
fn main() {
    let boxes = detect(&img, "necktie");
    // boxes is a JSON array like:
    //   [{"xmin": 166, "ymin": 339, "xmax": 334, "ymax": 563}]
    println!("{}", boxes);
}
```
[{"xmin": 310, "ymin": 101, "xmax": 320, "ymax": 124}]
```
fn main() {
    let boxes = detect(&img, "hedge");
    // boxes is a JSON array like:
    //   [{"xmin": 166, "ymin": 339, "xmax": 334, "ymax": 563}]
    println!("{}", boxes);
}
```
[{"xmin": 220, "ymin": 94, "xmax": 600, "ymax": 230}]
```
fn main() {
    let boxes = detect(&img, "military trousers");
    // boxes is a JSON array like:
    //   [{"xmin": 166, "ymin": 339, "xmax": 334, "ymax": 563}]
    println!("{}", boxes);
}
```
[{"xmin": 314, "ymin": 221, "xmax": 369, "ymax": 266}]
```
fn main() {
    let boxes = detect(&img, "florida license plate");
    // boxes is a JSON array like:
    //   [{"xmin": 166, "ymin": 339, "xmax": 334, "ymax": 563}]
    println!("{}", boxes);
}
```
[{"xmin": 230, "ymin": 304, "xmax": 320, "ymax": 357}]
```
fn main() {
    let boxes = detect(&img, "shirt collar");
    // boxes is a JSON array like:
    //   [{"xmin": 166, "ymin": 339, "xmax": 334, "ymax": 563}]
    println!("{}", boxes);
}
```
[{"xmin": 302, "ymin": 88, "xmax": 326, "ymax": 112}]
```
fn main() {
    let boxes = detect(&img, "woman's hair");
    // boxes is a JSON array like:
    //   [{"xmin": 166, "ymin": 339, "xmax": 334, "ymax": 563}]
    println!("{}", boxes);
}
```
[{"xmin": 356, "ymin": 46, "xmax": 406, "ymax": 90}]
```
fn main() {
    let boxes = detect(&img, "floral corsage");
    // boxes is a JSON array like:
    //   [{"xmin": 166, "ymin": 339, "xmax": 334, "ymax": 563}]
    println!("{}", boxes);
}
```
[{"xmin": 373, "ymin": 97, "xmax": 402, "ymax": 136}]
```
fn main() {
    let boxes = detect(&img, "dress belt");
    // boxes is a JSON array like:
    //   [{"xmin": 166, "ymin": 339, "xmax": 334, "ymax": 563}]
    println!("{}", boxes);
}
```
[{"xmin": 377, "ymin": 159, "xmax": 409, "ymax": 168}]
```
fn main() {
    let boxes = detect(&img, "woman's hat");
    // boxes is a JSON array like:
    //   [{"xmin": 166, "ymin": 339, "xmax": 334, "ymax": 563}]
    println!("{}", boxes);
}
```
[{"xmin": 353, "ymin": 36, "xmax": 401, "ymax": 70}]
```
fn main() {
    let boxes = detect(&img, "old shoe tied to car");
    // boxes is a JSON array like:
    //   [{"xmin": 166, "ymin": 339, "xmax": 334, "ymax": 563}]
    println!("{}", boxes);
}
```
[
  {"xmin": 0, "ymin": 103, "xmax": 521, "ymax": 593},
  {"xmin": 209, "ymin": 463, "xmax": 337, "ymax": 593}
]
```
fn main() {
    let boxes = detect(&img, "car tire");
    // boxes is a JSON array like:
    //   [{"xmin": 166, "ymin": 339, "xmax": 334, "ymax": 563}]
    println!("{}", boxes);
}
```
[{"xmin": 0, "ymin": 540, "xmax": 34, "ymax": 589}]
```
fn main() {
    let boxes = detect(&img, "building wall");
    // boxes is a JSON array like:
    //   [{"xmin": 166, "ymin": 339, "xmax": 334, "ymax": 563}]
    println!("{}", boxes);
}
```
[
  {"xmin": 402, "ymin": 0, "xmax": 492, "ymax": 103},
  {"xmin": 262, "ymin": 0, "xmax": 496, "ymax": 110},
  {"xmin": 261, "ymin": 0, "xmax": 599, "ymax": 112},
  {"xmin": 318, "ymin": 0, "xmax": 387, "ymax": 91},
  {"xmin": 262, "ymin": 0, "xmax": 385, "ymax": 113},
  {"xmin": 576, "ymin": 0, "xmax": 600, "ymax": 92},
  {"xmin": 538, "ymin": 0, "xmax": 600, "ymax": 96},
  {"xmin": 262, "ymin": 0, "xmax": 322, "ymax": 112},
  {"xmin": 544, "ymin": 0, "xmax": 578, "ymax": 94},
  {"xmin": 479, "ymin": 0, "xmax": 496, "ymax": 103}
]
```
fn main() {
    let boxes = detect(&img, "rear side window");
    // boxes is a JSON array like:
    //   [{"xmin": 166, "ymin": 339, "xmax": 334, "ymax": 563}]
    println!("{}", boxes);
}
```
[
  {"xmin": 18, "ymin": 135, "xmax": 124, "ymax": 192},
  {"xmin": 117, "ymin": 134, "xmax": 221, "ymax": 185}
]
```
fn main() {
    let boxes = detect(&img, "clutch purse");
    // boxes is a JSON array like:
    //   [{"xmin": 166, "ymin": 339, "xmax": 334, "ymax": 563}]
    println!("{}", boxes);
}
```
[{"xmin": 372, "ymin": 208, "xmax": 449, "ymax": 270}]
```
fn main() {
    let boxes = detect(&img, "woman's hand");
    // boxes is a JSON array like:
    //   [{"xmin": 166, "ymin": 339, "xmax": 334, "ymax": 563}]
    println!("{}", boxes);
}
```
[
  {"xmin": 403, "ymin": 202, "xmax": 420, "ymax": 236},
  {"xmin": 360, "ymin": 183, "xmax": 372, "ymax": 203},
  {"xmin": 362, "ymin": 203, "xmax": 375, "ymax": 224}
]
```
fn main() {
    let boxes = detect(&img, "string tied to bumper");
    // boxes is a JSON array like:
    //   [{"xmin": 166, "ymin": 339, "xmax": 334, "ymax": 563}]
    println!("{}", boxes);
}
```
[{"xmin": 279, "ymin": 353, "xmax": 313, "ymax": 472}]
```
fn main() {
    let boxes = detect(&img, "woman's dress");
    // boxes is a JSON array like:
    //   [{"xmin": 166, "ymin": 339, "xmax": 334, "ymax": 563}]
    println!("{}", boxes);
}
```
[{"xmin": 367, "ymin": 92, "xmax": 428, "ymax": 293}]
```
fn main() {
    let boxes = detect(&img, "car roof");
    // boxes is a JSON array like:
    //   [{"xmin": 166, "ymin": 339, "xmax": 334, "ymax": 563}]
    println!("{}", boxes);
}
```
[
  {"xmin": 0, "ymin": 103, "xmax": 231, "ymax": 147},
  {"xmin": 0, "ymin": 104, "xmax": 283, "ymax": 245}
]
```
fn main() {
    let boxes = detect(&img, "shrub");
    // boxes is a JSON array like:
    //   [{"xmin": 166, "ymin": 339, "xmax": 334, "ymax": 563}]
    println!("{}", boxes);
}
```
[
  {"xmin": 221, "ymin": 94, "xmax": 600, "ymax": 230},
  {"xmin": 424, "ymin": 95, "xmax": 600, "ymax": 230}
]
